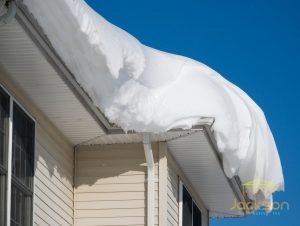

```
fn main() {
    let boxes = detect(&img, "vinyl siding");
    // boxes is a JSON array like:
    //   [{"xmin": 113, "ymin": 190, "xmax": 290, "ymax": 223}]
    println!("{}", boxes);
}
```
[
  {"xmin": 75, "ymin": 143, "xmax": 159, "ymax": 226},
  {"xmin": 166, "ymin": 152, "xmax": 210, "ymax": 226},
  {"xmin": 167, "ymin": 163, "xmax": 179, "ymax": 226},
  {"xmin": 34, "ymin": 125, "xmax": 74, "ymax": 226},
  {"xmin": 0, "ymin": 74, "xmax": 74, "ymax": 226}
]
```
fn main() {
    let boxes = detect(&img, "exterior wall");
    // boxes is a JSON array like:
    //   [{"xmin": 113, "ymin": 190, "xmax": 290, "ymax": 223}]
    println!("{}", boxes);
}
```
[
  {"xmin": 34, "ymin": 125, "xmax": 74, "ymax": 226},
  {"xmin": 167, "ymin": 150, "xmax": 210, "ymax": 226},
  {"xmin": 0, "ymin": 73, "xmax": 74, "ymax": 226},
  {"xmin": 75, "ymin": 143, "xmax": 159, "ymax": 226},
  {"xmin": 167, "ymin": 163, "xmax": 179, "ymax": 226}
]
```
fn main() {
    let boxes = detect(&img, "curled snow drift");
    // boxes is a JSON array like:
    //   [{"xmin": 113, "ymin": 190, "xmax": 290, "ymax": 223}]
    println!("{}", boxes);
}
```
[{"xmin": 24, "ymin": 0, "xmax": 284, "ymax": 206}]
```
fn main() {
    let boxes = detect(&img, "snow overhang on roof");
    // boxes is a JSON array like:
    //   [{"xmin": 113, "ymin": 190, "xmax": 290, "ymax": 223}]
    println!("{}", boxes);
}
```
[
  {"xmin": 0, "ymin": 7, "xmax": 109, "ymax": 144},
  {"xmin": 0, "ymin": 0, "xmax": 284, "ymax": 216}
]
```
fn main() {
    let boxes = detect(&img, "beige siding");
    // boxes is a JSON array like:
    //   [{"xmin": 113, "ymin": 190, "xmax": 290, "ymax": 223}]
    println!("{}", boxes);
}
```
[
  {"xmin": 0, "ymin": 74, "xmax": 74, "ymax": 226},
  {"xmin": 167, "ymin": 152, "xmax": 210, "ymax": 226},
  {"xmin": 34, "ymin": 125, "xmax": 74, "ymax": 226},
  {"xmin": 167, "ymin": 163, "xmax": 179, "ymax": 226},
  {"xmin": 75, "ymin": 143, "xmax": 159, "ymax": 226}
]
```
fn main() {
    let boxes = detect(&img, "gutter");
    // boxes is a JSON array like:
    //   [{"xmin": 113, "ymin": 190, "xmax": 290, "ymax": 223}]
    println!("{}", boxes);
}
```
[
  {"xmin": 142, "ymin": 133, "xmax": 155, "ymax": 226},
  {"xmin": 203, "ymin": 125, "xmax": 251, "ymax": 217},
  {"xmin": 13, "ymin": 2, "xmax": 215, "ymax": 137}
]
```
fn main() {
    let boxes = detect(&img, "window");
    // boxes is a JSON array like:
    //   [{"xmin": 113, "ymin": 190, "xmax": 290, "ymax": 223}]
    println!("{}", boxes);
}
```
[
  {"xmin": 0, "ymin": 87, "xmax": 9, "ymax": 226},
  {"xmin": 180, "ymin": 183, "xmax": 202, "ymax": 226},
  {"xmin": 0, "ymin": 86, "xmax": 35, "ymax": 226}
]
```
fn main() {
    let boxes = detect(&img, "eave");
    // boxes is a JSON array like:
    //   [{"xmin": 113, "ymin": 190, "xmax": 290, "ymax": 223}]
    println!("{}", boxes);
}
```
[{"xmin": 0, "ymin": 1, "xmax": 251, "ymax": 218}]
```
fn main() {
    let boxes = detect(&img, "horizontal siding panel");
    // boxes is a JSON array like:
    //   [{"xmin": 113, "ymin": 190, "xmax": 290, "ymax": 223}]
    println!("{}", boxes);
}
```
[
  {"xmin": 76, "ymin": 166, "xmax": 158, "ymax": 177},
  {"xmin": 168, "ymin": 217, "xmax": 178, "ymax": 226},
  {"xmin": 76, "ymin": 216, "xmax": 158, "ymax": 226},
  {"xmin": 76, "ymin": 191, "xmax": 159, "ymax": 202},
  {"xmin": 36, "ymin": 126, "xmax": 73, "ymax": 166},
  {"xmin": 34, "ymin": 125, "xmax": 73, "ymax": 226},
  {"xmin": 167, "ymin": 205, "xmax": 179, "ymax": 225},
  {"xmin": 76, "ymin": 199, "xmax": 158, "ymax": 210},
  {"xmin": 76, "ymin": 182, "xmax": 158, "ymax": 193},
  {"xmin": 167, "ymin": 184, "xmax": 179, "ymax": 202},
  {"xmin": 34, "ymin": 205, "xmax": 58, "ymax": 226},
  {"xmin": 36, "ymin": 155, "xmax": 73, "ymax": 189},
  {"xmin": 34, "ymin": 186, "xmax": 72, "ymax": 224},
  {"xmin": 34, "ymin": 179, "xmax": 73, "ymax": 217},
  {"xmin": 75, "ymin": 143, "xmax": 159, "ymax": 226},
  {"xmin": 167, "ymin": 164, "xmax": 179, "ymax": 226},
  {"xmin": 77, "ymin": 145, "xmax": 159, "ymax": 159},
  {"xmin": 168, "ymin": 172, "xmax": 179, "ymax": 190},
  {"xmin": 36, "ymin": 162, "xmax": 73, "ymax": 200},
  {"xmin": 36, "ymin": 142, "xmax": 73, "ymax": 182},
  {"xmin": 167, "ymin": 194, "xmax": 178, "ymax": 210},
  {"xmin": 34, "ymin": 212, "xmax": 51, "ymax": 226},
  {"xmin": 76, "ymin": 217, "xmax": 146, "ymax": 226},
  {"xmin": 35, "ymin": 167, "xmax": 73, "ymax": 202},
  {"xmin": 77, "ymin": 158, "xmax": 158, "ymax": 168},
  {"xmin": 76, "ymin": 174, "xmax": 146, "ymax": 185},
  {"xmin": 34, "ymin": 195, "xmax": 72, "ymax": 226},
  {"xmin": 76, "ymin": 208, "xmax": 158, "ymax": 218}
]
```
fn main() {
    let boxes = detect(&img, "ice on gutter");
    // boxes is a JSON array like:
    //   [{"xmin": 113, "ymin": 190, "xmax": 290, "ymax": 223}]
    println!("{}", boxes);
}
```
[{"xmin": 23, "ymin": 0, "xmax": 284, "ymax": 206}]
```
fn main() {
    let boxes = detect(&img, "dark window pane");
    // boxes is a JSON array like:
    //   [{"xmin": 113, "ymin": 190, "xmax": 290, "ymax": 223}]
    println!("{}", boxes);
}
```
[
  {"xmin": 11, "ymin": 103, "xmax": 34, "ymax": 226},
  {"xmin": 0, "ymin": 86, "xmax": 9, "ymax": 167},
  {"xmin": 182, "ymin": 186, "xmax": 193, "ymax": 226},
  {"xmin": 0, "ymin": 174, "xmax": 6, "ymax": 226},
  {"xmin": 10, "ymin": 185, "xmax": 31, "ymax": 226},
  {"xmin": 12, "ymin": 103, "xmax": 34, "ymax": 189},
  {"xmin": 193, "ymin": 202, "xmax": 202, "ymax": 226}
]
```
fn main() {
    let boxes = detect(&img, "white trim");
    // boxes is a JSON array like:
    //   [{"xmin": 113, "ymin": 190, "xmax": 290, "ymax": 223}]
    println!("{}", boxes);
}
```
[
  {"xmin": 31, "ymin": 114, "xmax": 37, "ymax": 226},
  {"xmin": 179, "ymin": 180, "xmax": 183, "ymax": 226},
  {"xmin": 5, "ymin": 95, "xmax": 13, "ymax": 226},
  {"xmin": 0, "ymin": 84, "xmax": 36, "ymax": 123},
  {"xmin": 1, "ymin": 83, "xmax": 36, "ymax": 226},
  {"xmin": 158, "ymin": 142, "xmax": 167, "ymax": 226},
  {"xmin": 142, "ymin": 133, "xmax": 155, "ymax": 226}
]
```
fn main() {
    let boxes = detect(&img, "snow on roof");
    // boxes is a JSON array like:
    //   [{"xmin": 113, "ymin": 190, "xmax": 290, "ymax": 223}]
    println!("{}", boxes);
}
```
[{"xmin": 23, "ymin": 0, "xmax": 284, "ymax": 206}]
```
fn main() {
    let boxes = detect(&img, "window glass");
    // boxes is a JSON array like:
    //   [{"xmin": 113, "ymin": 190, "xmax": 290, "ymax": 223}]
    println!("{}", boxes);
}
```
[
  {"xmin": 193, "ymin": 202, "xmax": 202, "ymax": 226},
  {"xmin": 10, "ymin": 103, "xmax": 34, "ymax": 226},
  {"xmin": 182, "ymin": 185, "xmax": 202, "ymax": 226},
  {"xmin": 0, "ymin": 87, "xmax": 9, "ymax": 167},
  {"xmin": 12, "ymin": 103, "xmax": 34, "ymax": 188},
  {"xmin": 183, "ymin": 185, "xmax": 193, "ymax": 226}
]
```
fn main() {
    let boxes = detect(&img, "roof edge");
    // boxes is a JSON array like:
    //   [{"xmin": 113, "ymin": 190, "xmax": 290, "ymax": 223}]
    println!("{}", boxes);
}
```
[
  {"xmin": 15, "ymin": 1, "xmax": 120, "ymax": 134},
  {"xmin": 203, "ymin": 125, "xmax": 252, "ymax": 218}
]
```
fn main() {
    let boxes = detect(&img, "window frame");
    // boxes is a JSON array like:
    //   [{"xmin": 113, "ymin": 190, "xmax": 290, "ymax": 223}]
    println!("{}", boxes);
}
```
[
  {"xmin": 0, "ymin": 86, "xmax": 10, "ymax": 226},
  {"xmin": 0, "ymin": 84, "xmax": 36, "ymax": 226},
  {"xmin": 179, "ymin": 180, "xmax": 203, "ymax": 226}
]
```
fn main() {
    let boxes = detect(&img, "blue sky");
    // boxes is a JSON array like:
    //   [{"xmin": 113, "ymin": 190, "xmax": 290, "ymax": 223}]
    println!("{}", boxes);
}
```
[{"xmin": 86, "ymin": 0, "xmax": 299, "ymax": 225}]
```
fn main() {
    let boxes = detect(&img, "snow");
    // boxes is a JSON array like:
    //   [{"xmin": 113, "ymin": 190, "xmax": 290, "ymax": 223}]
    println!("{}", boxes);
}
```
[{"xmin": 23, "ymin": 0, "xmax": 284, "ymax": 207}]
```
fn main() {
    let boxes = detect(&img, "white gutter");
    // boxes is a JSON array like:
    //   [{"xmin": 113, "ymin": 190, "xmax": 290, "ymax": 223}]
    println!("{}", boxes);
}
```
[{"xmin": 142, "ymin": 133, "xmax": 155, "ymax": 226}]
